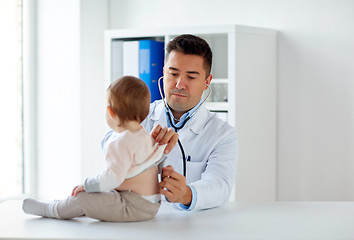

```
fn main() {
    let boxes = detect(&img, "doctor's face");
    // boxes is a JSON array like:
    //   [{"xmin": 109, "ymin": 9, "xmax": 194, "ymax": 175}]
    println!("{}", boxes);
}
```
[{"xmin": 163, "ymin": 51, "xmax": 212, "ymax": 117}]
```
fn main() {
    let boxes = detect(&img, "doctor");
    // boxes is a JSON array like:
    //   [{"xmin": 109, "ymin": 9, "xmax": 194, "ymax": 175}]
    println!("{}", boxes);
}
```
[{"xmin": 142, "ymin": 34, "xmax": 238, "ymax": 211}]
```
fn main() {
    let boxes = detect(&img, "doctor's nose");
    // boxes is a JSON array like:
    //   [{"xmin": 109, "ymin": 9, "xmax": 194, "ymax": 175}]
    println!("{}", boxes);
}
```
[{"xmin": 175, "ymin": 76, "xmax": 187, "ymax": 89}]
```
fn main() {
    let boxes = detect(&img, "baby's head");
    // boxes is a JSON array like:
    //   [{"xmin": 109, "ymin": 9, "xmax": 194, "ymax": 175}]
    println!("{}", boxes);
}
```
[{"xmin": 107, "ymin": 76, "xmax": 151, "ymax": 126}]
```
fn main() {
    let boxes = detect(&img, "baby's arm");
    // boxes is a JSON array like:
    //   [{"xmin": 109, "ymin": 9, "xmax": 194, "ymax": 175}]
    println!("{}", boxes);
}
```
[
  {"xmin": 83, "ymin": 168, "xmax": 121, "ymax": 192},
  {"xmin": 75, "ymin": 139, "xmax": 132, "ymax": 195},
  {"xmin": 71, "ymin": 168, "xmax": 122, "ymax": 197}
]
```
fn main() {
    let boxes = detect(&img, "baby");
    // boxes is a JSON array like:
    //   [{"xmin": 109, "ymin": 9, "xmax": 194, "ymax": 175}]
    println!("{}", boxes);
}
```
[{"xmin": 23, "ymin": 76, "xmax": 172, "ymax": 222}]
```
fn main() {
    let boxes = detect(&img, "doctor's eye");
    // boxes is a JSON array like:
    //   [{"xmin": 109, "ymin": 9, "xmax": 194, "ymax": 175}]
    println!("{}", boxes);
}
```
[{"xmin": 169, "ymin": 72, "xmax": 179, "ymax": 77}]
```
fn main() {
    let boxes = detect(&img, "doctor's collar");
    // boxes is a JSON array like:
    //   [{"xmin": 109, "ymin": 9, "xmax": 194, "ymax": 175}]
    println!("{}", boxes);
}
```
[{"xmin": 165, "ymin": 99, "xmax": 203, "ymax": 128}]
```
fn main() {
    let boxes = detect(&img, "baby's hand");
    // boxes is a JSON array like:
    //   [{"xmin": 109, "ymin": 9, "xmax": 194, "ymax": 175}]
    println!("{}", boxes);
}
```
[{"xmin": 71, "ymin": 185, "xmax": 85, "ymax": 197}]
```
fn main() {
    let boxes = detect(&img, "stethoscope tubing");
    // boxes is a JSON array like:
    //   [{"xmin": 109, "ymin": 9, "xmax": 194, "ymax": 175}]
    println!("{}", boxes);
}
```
[{"xmin": 157, "ymin": 76, "xmax": 211, "ymax": 177}]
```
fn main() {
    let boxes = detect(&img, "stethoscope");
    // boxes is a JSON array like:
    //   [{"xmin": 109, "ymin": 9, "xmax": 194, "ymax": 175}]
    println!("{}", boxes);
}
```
[{"xmin": 157, "ymin": 76, "xmax": 211, "ymax": 177}]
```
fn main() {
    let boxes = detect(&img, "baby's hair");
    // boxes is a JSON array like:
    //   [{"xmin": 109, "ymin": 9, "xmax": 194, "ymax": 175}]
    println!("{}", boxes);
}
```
[{"xmin": 107, "ymin": 76, "xmax": 150, "ymax": 124}]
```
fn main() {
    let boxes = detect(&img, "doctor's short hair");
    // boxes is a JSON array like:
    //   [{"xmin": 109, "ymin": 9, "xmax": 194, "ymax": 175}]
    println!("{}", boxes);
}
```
[
  {"xmin": 166, "ymin": 34, "xmax": 213, "ymax": 76},
  {"xmin": 107, "ymin": 76, "xmax": 150, "ymax": 124}
]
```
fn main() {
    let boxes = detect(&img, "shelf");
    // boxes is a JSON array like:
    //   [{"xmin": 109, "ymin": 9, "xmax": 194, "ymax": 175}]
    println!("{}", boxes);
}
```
[
  {"xmin": 211, "ymin": 78, "xmax": 228, "ymax": 84},
  {"xmin": 204, "ymin": 102, "xmax": 228, "ymax": 112}
]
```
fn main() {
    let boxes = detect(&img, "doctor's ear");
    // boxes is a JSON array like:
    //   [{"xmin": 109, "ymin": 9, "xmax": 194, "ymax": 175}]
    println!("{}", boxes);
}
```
[
  {"xmin": 107, "ymin": 106, "xmax": 115, "ymax": 118},
  {"xmin": 204, "ymin": 74, "xmax": 213, "ymax": 90}
]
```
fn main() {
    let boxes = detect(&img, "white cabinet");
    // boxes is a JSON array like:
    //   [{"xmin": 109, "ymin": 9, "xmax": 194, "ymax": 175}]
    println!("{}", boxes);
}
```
[{"xmin": 104, "ymin": 25, "xmax": 277, "ymax": 201}]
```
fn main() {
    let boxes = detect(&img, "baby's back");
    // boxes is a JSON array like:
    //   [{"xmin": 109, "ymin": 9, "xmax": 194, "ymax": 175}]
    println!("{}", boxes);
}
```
[
  {"xmin": 116, "ymin": 166, "xmax": 159, "ymax": 196},
  {"xmin": 106, "ymin": 128, "xmax": 161, "ymax": 196}
]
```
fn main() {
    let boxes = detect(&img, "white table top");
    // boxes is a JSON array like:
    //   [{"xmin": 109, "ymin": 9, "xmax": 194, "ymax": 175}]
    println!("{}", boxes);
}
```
[{"xmin": 1, "ymin": 200, "xmax": 353, "ymax": 240}]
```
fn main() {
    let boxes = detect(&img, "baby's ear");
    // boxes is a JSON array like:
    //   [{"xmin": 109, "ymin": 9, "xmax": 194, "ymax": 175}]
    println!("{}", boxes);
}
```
[{"xmin": 107, "ymin": 106, "xmax": 115, "ymax": 118}]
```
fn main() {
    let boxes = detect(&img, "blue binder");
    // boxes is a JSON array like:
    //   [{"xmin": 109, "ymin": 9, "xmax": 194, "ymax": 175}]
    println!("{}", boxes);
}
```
[{"xmin": 139, "ymin": 40, "xmax": 164, "ymax": 102}]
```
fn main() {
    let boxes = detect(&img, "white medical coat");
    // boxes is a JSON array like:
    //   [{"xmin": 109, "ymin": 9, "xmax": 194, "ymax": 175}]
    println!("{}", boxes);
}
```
[{"xmin": 141, "ymin": 100, "xmax": 239, "ymax": 210}]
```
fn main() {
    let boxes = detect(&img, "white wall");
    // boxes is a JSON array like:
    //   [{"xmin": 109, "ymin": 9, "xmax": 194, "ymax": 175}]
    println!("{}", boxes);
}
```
[
  {"xmin": 34, "ymin": 0, "xmax": 110, "ymax": 199},
  {"xmin": 34, "ymin": 0, "xmax": 354, "ymax": 201},
  {"xmin": 80, "ymin": 0, "xmax": 109, "ymax": 181},
  {"xmin": 107, "ymin": 0, "xmax": 354, "ymax": 201},
  {"xmin": 36, "ymin": 0, "xmax": 81, "ymax": 199}
]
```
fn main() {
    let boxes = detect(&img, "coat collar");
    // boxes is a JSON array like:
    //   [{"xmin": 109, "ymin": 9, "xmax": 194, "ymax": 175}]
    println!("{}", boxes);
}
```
[
  {"xmin": 188, "ymin": 105, "xmax": 209, "ymax": 135},
  {"xmin": 151, "ymin": 100, "xmax": 168, "ymax": 127}
]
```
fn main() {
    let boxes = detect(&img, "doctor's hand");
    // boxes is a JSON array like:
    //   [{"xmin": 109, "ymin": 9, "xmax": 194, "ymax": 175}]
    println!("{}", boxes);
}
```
[
  {"xmin": 159, "ymin": 165, "xmax": 192, "ymax": 206},
  {"xmin": 150, "ymin": 125, "xmax": 178, "ymax": 154}
]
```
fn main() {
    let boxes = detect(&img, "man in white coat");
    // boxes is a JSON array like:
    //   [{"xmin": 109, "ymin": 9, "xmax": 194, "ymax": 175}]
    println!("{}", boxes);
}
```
[{"xmin": 142, "ymin": 34, "xmax": 238, "ymax": 211}]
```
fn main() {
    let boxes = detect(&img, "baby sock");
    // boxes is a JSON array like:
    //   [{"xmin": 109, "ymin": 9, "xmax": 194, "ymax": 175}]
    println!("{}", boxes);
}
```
[{"xmin": 22, "ymin": 198, "xmax": 60, "ymax": 218}]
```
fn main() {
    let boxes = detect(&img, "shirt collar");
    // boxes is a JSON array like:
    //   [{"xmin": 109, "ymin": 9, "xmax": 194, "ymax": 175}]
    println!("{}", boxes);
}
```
[{"xmin": 165, "ymin": 99, "xmax": 203, "ymax": 131}]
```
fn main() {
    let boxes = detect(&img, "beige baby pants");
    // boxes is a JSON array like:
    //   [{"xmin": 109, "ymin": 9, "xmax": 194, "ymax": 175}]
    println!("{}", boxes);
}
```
[{"xmin": 56, "ymin": 190, "xmax": 160, "ymax": 222}]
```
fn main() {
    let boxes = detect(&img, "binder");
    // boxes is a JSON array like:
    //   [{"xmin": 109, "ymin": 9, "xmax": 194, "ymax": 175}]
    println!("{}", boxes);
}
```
[{"xmin": 139, "ymin": 40, "xmax": 164, "ymax": 102}]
